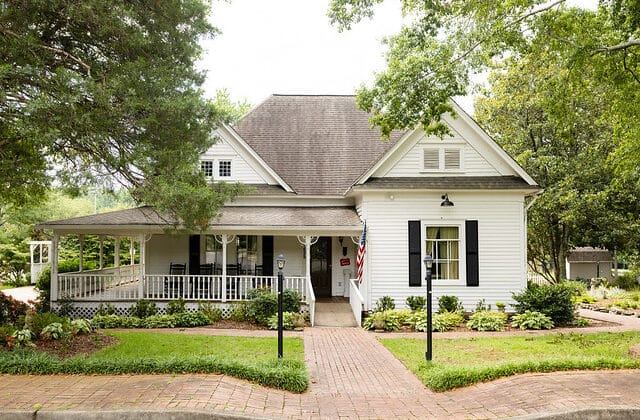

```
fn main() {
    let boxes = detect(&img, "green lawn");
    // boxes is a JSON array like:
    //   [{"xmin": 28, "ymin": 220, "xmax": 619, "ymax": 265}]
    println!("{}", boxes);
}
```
[
  {"xmin": 0, "ymin": 331, "xmax": 308, "ymax": 392},
  {"xmin": 381, "ymin": 331, "xmax": 640, "ymax": 391}
]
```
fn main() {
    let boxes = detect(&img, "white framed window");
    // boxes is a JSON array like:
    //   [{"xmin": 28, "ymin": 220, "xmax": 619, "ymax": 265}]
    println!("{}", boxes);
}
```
[
  {"xmin": 219, "ymin": 160, "xmax": 231, "ymax": 177},
  {"xmin": 422, "ymin": 147, "xmax": 463, "ymax": 172},
  {"xmin": 423, "ymin": 221, "xmax": 465, "ymax": 283},
  {"xmin": 200, "ymin": 160, "xmax": 214, "ymax": 177}
]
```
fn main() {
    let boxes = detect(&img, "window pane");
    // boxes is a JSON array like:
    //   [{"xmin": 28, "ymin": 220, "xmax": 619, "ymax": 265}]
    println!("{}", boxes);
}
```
[
  {"xmin": 425, "ymin": 225, "xmax": 460, "ymax": 280},
  {"xmin": 200, "ymin": 161, "xmax": 213, "ymax": 177},
  {"xmin": 219, "ymin": 160, "xmax": 231, "ymax": 177}
]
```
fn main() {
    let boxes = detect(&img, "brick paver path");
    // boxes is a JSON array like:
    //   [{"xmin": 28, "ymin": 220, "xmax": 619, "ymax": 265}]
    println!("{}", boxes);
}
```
[{"xmin": 1, "ymin": 322, "xmax": 640, "ymax": 418}]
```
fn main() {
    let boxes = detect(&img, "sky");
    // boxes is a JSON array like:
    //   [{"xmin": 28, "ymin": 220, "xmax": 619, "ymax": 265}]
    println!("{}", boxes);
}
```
[
  {"xmin": 199, "ymin": 0, "xmax": 598, "ymax": 115},
  {"xmin": 200, "ymin": 0, "xmax": 404, "ymax": 107}
]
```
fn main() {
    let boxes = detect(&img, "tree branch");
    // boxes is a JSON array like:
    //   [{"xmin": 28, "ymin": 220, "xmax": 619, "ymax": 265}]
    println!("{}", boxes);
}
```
[
  {"xmin": 2, "ymin": 28, "xmax": 91, "ymax": 76},
  {"xmin": 592, "ymin": 38, "xmax": 640, "ymax": 55}
]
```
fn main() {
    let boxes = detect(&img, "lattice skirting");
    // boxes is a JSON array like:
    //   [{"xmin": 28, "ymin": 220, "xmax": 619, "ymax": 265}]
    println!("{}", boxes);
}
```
[{"xmin": 51, "ymin": 301, "xmax": 310, "ymax": 320}]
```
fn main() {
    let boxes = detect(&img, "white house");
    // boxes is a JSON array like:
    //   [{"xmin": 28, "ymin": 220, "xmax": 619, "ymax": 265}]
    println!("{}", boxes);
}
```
[{"xmin": 37, "ymin": 95, "xmax": 539, "ymax": 322}]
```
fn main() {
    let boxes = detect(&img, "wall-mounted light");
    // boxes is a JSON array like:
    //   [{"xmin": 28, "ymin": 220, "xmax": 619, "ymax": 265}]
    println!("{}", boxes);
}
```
[{"xmin": 441, "ymin": 194, "xmax": 454, "ymax": 207}]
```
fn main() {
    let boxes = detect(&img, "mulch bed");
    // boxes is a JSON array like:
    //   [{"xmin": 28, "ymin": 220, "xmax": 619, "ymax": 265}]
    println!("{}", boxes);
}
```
[
  {"xmin": 34, "ymin": 332, "xmax": 119, "ymax": 359},
  {"xmin": 202, "ymin": 320, "xmax": 269, "ymax": 330}
]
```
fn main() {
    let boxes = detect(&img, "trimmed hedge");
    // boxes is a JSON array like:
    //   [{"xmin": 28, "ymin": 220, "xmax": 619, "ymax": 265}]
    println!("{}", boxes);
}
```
[{"xmin": 0, "ymin": 350, "xmax": 308, "ymax": 392}]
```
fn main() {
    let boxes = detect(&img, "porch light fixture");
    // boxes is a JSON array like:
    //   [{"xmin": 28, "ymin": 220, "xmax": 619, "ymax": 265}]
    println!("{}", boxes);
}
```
[
  {"xmin": 276, "ymin": 254, "xmax": 286, "ymax": 358},
  {"xmin": 424, "ymin": 255, "xmax": 434, "ymax": 362},
  {"xmin": 440, "ymin": 194, "xmax": 454, "ymax": 207}
]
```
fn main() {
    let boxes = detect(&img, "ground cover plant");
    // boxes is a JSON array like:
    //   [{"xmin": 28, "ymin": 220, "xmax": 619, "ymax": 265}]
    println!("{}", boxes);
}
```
[
  {"xmin": 380, "ymin": 332, "xmax": 640, "ymax": 391},
  {"xmin": 0, "ymin": 331, "xmax": 308, "ymax": 392}
]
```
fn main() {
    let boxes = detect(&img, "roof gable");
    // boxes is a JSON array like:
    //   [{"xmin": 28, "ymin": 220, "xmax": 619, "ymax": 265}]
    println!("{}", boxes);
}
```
[
  {"xmin": 234, "ymin": 95, "xmax": 405, "ymax": 195},
  {"xmin": 356, "ymin": 101, "xmax": 538, "ymax": 187}
]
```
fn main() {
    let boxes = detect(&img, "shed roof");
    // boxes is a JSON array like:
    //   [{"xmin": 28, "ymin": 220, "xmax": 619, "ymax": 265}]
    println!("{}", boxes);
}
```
[
  {"xmin": 567, "ymin": 247, "xmax": 613, "ymax": 263},
  {"xmin": 234, "ymin": 95, "xmax": 405, "ymax": 196}
]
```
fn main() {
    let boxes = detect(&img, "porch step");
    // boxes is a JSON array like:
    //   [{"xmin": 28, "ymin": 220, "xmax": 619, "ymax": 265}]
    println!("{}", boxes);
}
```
[{"xmin": 314, "ymin": 299, "xmax": 357, "ymax": 327}]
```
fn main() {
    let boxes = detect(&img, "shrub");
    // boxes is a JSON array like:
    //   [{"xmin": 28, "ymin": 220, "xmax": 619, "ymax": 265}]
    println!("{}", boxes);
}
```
[
  {"xmin": 41, "ymin": 322, "xmax": 66, "ymax": 340},
  {"xmin": 438, "ymin": 295, "xmax": 463, "ymax": 313},
  {"xmin": 373, "ymin": 296, "xmax": 395, "ymax": 312},
  {"xmin": 406, "ymin": 296, "xmax": 426, "ymax": 311},
  {"xmin": 166, "ymin": 297, "xmax": 186, "ymax": 315},
  {"xmin": 512, "ymin": 282, "xmax": 579, "ymax": 326},
  {"xmin": 93, "ymin": 314, "xmax": 127, "ymax": 329},
  {"xmin": 228, "ymin": 302, "xmax": 250, "ymax": 322},
  {"xmin": 411, "ymin": 310, "xmax": 465, "ymax": 332},
  {"xmin": 143, "ymin": 315, "xmax": 175, "ymax": 328},
  {"xmin": 362, "ymin": 310, "xmax": 401, "ymax": 331},
  {"xmin": 3, "ymin": 269, "xmax": 28, "ymax": 287},
  {"xmin": 510, "ymin": 310, "xmax": 554, "ymax": 330},
  {"xmin": 96, "ymin": 303, "xmax": 116, "ymax": 316},
  {"xmin": 27, "ymin": 312, "xmax": 66, "ymax": 337},
  {"xmin": 35, "ymin": 267, "xmax": 51, "ymax": 311},
  {"xmin": 434, "ymin": 311, "xmax": 465, "ymax": 332},
  {"xmin": 474, "ymin": 299, "xmax": 491, "ymax": 312},
  {"xmin": 562, "ymin": 280, "xmax": 588, "ymax": 295},
  {"xmin": 282, "ymin": 289, "xmax": 302, "ymax": 313},
  {"xmin": 0, "ymin": 293, "xmax": 29, "ymax": 325},
  {"xmin": 0, "ymin": 325, "xmax": 17, "ymax": 350},
  {"xmin": 247, "ymin": 289, "xmax": 278, "ymax": 325},
  {"xmin": 55, "ymin": 294, "xmax": 74, "ymax": 317},
  {"xmin": 172, "ymin": 312, "xmax": 210, "ymax": 327},
  {"xmin": 197, "ymin": 302, "xmax": 222, "ymax": 322},
  {"xmin": 467, "ymin": 311, "xmax": 507, "ymax": 331},
  {"xmin": 267, "ymin": 312, "xmax": 297, "ymax": 330},
  {"xmin": 128, "ymin": 299, "xmax": 157, "ymax": 318},
  {"xmin": 612, "ymin": 272, "xmax": 640, "ymax": 290},
  {"xmin": 70, "ymin": 319, "xmax": 93, "ymax": 335},
  {"xmin": 574, "ymin": 294, "xmax": 597, "ymax": 304}
]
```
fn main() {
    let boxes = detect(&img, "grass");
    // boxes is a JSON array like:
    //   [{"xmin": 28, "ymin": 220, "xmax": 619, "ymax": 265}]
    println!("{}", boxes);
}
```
[
  {"xmin": 0, "ymin": 331, "xmax": 308, "ymax": 392},
  {"xmin": 381, "ymin": 331, "xmax": 640, "ymax": 392}
]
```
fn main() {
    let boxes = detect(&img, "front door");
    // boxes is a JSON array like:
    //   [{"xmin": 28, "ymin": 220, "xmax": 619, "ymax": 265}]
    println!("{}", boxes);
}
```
[{"xmin": 311, "ymin": 237, "xmax": 332, "ymax": 298}]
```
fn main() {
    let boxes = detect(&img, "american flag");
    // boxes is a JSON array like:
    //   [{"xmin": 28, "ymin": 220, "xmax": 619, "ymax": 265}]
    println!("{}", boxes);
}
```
[{"xmin": 356, "ymin": 221, "xmax": 367, "ymax": 284}]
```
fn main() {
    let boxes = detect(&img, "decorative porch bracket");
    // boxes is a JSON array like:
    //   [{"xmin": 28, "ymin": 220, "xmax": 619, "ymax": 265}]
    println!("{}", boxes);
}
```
[{"xmin": 215, "ymin": 234, "xmax": 236, "ymax": 302}]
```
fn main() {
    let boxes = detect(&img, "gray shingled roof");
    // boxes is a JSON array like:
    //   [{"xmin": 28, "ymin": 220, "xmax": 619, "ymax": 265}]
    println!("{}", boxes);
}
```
[
  {"xmin": 567, "ymin": 247, "xmax": 613, "ymax": 263},
  {"xmin": 234, "ymin": 95, "xmax": 405, "ymax": 196},
  {"xmin": 37, "ymin": 206, "xmax": 362, "ymax": 229},
  {"xmin": 355, "ymin": 176, "xmax": 539, "ymax": 191}
]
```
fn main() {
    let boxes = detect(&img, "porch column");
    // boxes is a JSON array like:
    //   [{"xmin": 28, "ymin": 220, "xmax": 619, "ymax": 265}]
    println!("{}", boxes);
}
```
[
  {"xmin": 78, "ymin": 234, "xmax": 84, "ymax": 272},
  {"xmin": 129, "ymin": 236, "xmax": 135, "ymax": 265},
  {"xmin": 138, "ymin": 234, "xmax": 146, "ymax": 299},
  {"xmin": 222, "ymin": 234, "xmax": 228, "ymax": 303},
  {"xmin": 51, "ymin": 234, "xmax": 59, "ymax": 302},
  {"xmin": 114, "ymin": 236, "xmax": 120, "ymax": 267},
  {"xmin": 305, "ymin": 236, "xmax": 312, "ymax": 284},
  {"xmin": 99, "ymin": 235, "xmax": 104, "ymax": 270}
]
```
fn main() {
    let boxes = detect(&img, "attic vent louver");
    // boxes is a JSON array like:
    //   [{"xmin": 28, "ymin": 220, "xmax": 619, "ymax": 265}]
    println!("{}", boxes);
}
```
[
  {"xmin": 444, "ymin": 149, "xmax": 461, "ymax": 170},
  {"xmin": 423, "ymin": 149, "xmax": 439, "ymax": 170}
]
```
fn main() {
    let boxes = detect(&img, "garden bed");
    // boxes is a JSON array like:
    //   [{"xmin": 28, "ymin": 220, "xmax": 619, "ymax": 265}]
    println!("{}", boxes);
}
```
[{"xmin": 34, "ymin": 332, "xmax": 118, "ymax": 359}]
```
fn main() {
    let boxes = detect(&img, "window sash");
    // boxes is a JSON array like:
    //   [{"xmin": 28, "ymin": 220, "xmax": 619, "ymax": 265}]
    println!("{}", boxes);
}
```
[{"xmin": 425, "ymin": 226, "xmax": 460, "ymax": 280}]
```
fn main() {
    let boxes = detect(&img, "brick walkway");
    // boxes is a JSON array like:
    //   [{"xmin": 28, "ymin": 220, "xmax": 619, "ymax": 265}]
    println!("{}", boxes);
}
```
[{"xmin": 1, "ymin": 323, "xmax": 640, "ymax": 418}]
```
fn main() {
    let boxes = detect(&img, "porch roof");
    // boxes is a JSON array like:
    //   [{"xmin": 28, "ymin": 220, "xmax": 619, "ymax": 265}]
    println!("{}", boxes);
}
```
[{"xmin": 36, "ymin": 205, "xmax": 363, "ymax": 234}]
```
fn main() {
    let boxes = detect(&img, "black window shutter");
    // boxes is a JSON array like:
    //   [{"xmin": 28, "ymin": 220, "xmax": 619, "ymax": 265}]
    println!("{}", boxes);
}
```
[
  {"xmin": 262, "ymin": 236, "xmax": 274, "ymax": 276},
  {"xmin": 465, "ymin": 220, "xmax": 479, "ymax": 287},
  {"xmin": 408, "ymin": 220, "xmax": 422, "ymax": 287}
]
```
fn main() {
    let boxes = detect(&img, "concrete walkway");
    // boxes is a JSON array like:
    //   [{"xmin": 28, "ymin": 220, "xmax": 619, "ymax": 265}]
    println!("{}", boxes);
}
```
[
  {"xmin": 1, "ymin": 286, "xmax": 38, "ymax": 303},
  {"xmin": 1, "ymin": 313, "xmax": 640, "ymax": 418}
]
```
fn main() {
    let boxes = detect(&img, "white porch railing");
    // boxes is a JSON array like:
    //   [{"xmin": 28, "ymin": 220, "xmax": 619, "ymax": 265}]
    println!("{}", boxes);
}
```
[
  {"xmin": 58, "ymin": 271, "xmax": 308, "ymax": 303},
  {"xmin": 349, "ymin": 278, "xmax": 364, "ymax": 326},
  {"xmin": 306, "ymin": 275, "xmax": 316, "ymax": 326},
  {"xmin": 58, "ymin": 264, "xmax": 141, "ymax": 301},
  {"xmin": 527, "ymin": 272, "xmax": 551, "ymax": 286}
]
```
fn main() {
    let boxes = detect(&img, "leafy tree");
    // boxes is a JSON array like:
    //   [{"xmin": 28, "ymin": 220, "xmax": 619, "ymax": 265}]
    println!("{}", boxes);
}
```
[
  {"xmin": 327, "ymin": 0, "xmax": 640, "ymax": 145},
  {"xmin": 1, "ymin": 0, "xmax": 241, "ymax": 229}
]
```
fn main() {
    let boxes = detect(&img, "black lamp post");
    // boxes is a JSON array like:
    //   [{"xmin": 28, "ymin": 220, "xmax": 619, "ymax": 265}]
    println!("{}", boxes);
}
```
[
  {"xmin": 276, "ymin": 254, "xmax": 286, "ymax": 359},
  {"xmin": 424, "ymin": 255, "xmax": 433, "ymax": 361}
]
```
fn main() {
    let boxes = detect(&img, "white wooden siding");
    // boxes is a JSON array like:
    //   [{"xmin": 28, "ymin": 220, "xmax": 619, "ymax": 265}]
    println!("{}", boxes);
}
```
[
  {"xmin": 146, "ymin": 234, "xmax": 189, "ymax": 274},
  {"xmin": 360, "ymin": 191, "xmax": 526, "ymax": 311},
  {"xmin": 382, "ymin": 135, "xmax": 500, "ymax": 177},
  {"xmin": 201, "ymin": 138, "xmax": 268, "ymax": 184}
]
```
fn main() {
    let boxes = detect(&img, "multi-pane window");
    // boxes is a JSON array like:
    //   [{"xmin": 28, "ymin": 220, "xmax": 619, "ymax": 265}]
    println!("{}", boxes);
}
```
[
  {"xmin": 219, "ymin": 160, "xmax": 231, "ymax": 177},
  {"xmin": 425, "ymin": 226, "xmax": 460, "ymax": 280},
  {"xmin": 422, "ymin": 148, "xmax": 462, "ymax": 171},
  {"xmin": 200, "ymin": 160, "xmax": 214, "ymax": 177}
]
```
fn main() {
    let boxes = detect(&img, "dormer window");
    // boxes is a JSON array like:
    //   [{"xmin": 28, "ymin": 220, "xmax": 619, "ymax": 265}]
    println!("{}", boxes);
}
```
[
  {"xmin": 201, "ymin": 160, "xmax": 214, "ymax": 177},
  {"xmin": 422, "ymin": 147, "xmax": 462, "ymax": 172},
  {"xmin": 219, "ymin": 160, "xmax": 231, "ymax": 177}
]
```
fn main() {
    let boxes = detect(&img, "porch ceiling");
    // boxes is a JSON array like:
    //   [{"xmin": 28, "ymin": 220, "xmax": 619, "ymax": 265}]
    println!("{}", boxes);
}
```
[{"xmin": 36, "ymin": 205, "xmax": 363, "ymax": 235}]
